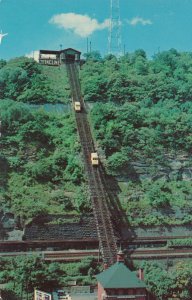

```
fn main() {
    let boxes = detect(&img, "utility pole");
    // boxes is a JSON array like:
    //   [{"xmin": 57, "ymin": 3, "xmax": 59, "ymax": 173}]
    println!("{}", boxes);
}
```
[
  {"xmin": 87, "ymin": 38, "xmax": 89, "ymax": 53},
  {"xmin": 109, "ymin": 0, "xmax": 122, "ymax": 57},
  {"xmin": 90, "ymin": 41, "xmax": 92, "ymax": 53}
]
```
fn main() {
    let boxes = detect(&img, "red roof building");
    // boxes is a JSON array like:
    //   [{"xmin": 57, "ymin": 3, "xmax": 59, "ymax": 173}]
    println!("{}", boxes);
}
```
[{"xmin": 96, "ymin": 251, "xmax": 147, "ymax": 300}]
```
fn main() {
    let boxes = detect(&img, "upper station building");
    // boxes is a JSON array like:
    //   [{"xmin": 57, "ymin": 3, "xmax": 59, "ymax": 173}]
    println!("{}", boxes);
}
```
[{"xmin": 39, "ymin": 48, "xmax": 81, "ymax": 66}]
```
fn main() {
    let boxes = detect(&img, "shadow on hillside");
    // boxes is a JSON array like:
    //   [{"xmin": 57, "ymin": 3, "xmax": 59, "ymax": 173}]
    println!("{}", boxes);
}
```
[
  {"xmin": 0, "ymin": 155, "xmax": 9, "ymax": 190},
  {"xmin": 1, "ymin": 289, "xmax": 19, "ymax": 300},
  {"xmin": 99, "ymin": 164, "xmax": 136, "ymax": 246},
  {"xmin": 0, "ymin": 222, "xmax": 9, "ymax": 241}
]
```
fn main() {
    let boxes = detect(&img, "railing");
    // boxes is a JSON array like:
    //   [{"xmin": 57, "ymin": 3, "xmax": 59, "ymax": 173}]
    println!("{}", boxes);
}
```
[{"xmin": 66, "ymin": 63, "xmax": 117, "ymax": 265}]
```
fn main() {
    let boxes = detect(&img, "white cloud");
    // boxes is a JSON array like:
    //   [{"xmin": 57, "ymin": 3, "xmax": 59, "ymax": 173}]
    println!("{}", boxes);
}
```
[
  {"xmin": 26, "ymin": 50, "xmax": 39, "ymax": 62},
  {"xmin": 128, "ymin": 17, "xmax": 152, "ymax": 26},
  {"xmin": 49, "ymin": 13, "xmax": 110, "ymax": 38}
]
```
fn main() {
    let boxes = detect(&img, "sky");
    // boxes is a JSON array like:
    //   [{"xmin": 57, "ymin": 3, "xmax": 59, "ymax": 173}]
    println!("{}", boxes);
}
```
[{"xmin": 0, "ymin": 0, "xmax": 192, "ymax": 60}]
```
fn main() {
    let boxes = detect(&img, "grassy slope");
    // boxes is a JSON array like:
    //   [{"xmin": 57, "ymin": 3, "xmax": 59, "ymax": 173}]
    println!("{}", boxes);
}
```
[{"xmin": 41, "ymin": 65, "xmax": 71, "ymax": 103}]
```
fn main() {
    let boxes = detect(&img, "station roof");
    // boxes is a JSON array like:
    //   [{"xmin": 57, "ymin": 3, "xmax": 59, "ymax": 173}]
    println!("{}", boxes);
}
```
[
  {"xmin": 96, "ymin": 262, "xmax": 146, "ymax": 289},
  {"xmin": 39, "ymin": 48, "xmax": 81, "ymax": 54},
  {"xmin": 39, "ymin": 50, "xmax": 60, "ymax": 54},
  {"xmin": 61, "ymin": 48, "xmax": 81, "ymax": 54}
]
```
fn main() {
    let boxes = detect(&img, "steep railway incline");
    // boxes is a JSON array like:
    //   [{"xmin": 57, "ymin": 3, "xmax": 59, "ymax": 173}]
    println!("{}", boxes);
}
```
[{"xmin": 66, "ymin": 63, "xmax": 117, "ymax": 266}]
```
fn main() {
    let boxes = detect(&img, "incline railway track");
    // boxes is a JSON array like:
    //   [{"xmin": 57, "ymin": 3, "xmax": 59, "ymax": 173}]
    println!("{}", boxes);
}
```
[
  {"xmin": 66, "ymin": 63, "xmax": 117, "ymax": 266},
  {"xmin": 2, "ymin": 63, "xmax": 191, "ymax": 263}
]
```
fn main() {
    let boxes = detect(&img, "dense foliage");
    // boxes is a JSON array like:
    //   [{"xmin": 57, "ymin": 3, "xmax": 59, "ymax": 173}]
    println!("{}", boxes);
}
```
[
  {"xmin": 0, "ymin": 100, "xmax": 90, "ymax": 221},
  {"xmin": 0, "ymin": 256, "xmax": 101, "ymax": 299},
  {"xmin": 1, "ymin": 53, "xmax": 192, "ymax": 300},
  {"xmin": 1, "ymin": 255, "xmax": 192, "ymax": 300},
  {"xmin": 81, "ymin": 49, "xmax": 192, "ymax": 104},
  {"xmin": 142, "ymin": 260, "xmax": 192, "ymax": 300},
  {"xmin": 120, "ymin": 179, "xmax": 192, "ymax": 226},
  {"xmin": 80, "ymin": 49, "xmax": 192, "ymax": 225},
  {"xmin": 90, "ymin": 101, "xmax": 192, "ymax": 178},
  {"xmin": 167, "ymin": 238, "xmax": 192, "ymax": 248},
  {"xmin": 0, "ymin": 57, "xmax": 70, "ymax": 103}
]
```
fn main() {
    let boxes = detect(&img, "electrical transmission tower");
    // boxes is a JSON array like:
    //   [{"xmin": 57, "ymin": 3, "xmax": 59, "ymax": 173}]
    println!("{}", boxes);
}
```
[{"xmin": 109, "ymin": 0, "xmax": 122, "ymax": 57}]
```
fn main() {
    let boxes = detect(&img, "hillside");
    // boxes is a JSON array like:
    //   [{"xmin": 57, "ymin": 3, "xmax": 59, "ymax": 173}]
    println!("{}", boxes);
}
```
[
  {"xmin": 80, "ymin": 49, "xmax": 192, "ymax": 226},
  {"xmin": 1, "ymin": 51, "xmax": 192, "ymax": 227},
  {"xmin": 0, "ymin": 57, "xmax": 70, "ymax": 103},
  {"xmin": 0, "ymin": 52, "xmax": 192, "ymax": 300},
  {"xmin": 0, "ymin": 58, "xmax": 90, "ymax": 223}
]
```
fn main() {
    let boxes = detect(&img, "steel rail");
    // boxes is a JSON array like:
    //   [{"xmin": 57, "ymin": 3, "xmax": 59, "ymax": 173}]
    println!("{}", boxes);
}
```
[{"xmin": 66, "ymin": 63, "xmax": 117, "ymax": 265}]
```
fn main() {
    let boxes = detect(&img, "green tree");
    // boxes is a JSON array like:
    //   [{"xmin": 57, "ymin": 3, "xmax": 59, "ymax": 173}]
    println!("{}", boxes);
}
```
[
  {"xmin": 143, "ymin": 262, "xmax": 175, "ymax": 299},
  {"xmin": 83, "ymin": 51, "xmax": 102, "ymax": 61}
]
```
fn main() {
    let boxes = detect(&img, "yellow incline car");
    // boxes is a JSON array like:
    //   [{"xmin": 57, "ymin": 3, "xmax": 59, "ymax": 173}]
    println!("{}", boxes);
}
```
[
  {"xmin": 91, "ymin": 152, "xmax": 99, "ymax": 166},
  {"xmin": 74, "ymin": 101, "xmax": 81, "ymax": 112}
]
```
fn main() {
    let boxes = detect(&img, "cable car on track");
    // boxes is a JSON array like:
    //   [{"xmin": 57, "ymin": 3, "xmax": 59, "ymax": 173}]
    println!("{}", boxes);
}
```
[
  {"xmin": 91, "ymin": 152, "xmax": 99, "ymax": 166},
  {"xmin": 74, "ymin": 101, "xmax": 81, "ymax": 112}
]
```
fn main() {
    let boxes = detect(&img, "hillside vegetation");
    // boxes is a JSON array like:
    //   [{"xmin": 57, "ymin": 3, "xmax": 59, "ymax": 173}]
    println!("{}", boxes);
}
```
[
  {"xmin": 0, "ymin": 58, "xmax": 91, "ymax": 222},
  {"xmin": 0, "ymin": 99, "xmax": 91, "ymax": 221},
  {"xmin": 1, "ymin": 51, "xmax": 192, "ymax": 300},
  {"xmin": 1, "ymin": 51, "xmax": 192, "ymax": 226},
  {"xmin": 0, "ymin": 57, "xmax": 70, "ymax": 103},
  {"xmin": 81, "ymin": 49, "xmax": 192, "ymax": 225},
  {"xmin": 0, "ymin": 255, "xmax": 100, "ymax": 298}
]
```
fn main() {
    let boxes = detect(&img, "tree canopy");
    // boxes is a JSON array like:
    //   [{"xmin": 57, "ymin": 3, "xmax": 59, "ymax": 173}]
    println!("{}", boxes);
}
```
[
  {"xmin": 0, "ymin": 100, "xmax": 89, "ymax": 221},
  {"xmin": 81, "ymin": 49, "xmax": 192, "ymax": 226},
  {"xmin": 0, "ymin": 57, "xmax": 70, "ymax": 103}
]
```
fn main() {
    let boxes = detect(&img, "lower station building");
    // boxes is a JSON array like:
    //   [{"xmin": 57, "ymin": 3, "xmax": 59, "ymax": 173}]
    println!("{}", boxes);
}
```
[
  {"xmin": 39, "ymin": 48, "xmax": 81, "ymax": 66},
  {"xmin": 96, "ymin": 251, "xmax": 147, "ymax": 300}
]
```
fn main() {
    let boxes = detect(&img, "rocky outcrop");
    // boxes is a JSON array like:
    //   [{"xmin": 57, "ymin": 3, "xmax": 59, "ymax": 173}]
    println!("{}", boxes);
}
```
[{"xmin": 123, "ymin": 153, "xmax": 192, "ymax": 182}]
